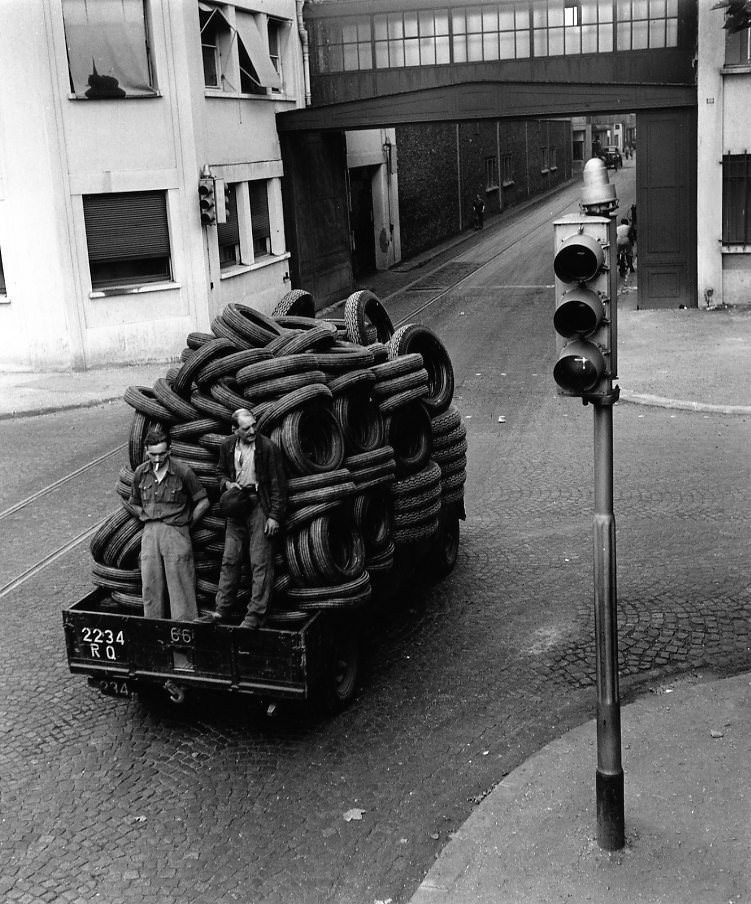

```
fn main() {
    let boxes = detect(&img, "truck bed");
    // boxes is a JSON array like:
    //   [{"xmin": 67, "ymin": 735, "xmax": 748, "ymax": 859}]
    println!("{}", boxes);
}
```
[{"xmin": 63, "ymin": 589, "xmax": 326, "ymax": 702}]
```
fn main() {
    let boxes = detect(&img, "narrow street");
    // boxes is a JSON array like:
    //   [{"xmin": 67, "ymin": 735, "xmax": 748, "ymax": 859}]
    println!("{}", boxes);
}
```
[{"xmin": 2, "ymin": 162, "xmax": 750, "ymax": 904}]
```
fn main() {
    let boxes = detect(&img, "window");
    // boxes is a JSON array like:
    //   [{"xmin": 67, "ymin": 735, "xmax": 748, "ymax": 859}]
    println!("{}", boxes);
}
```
[
  {"xmin": 541, "ymin": 146, "xmax": 550, "ymax": 171},
  {"xmin": 250, "ymin": 181, "xmax": 271, "ymax": 257},
  {"xmin": 199, "ymin": 3, "xmax": 282, "ymax": 94},
  {"xmin": 62, "ymin": 0, "xmax": 155, "ymax": 98},
  {"xmin": 268, "ymin": 19, "xmax": 285, "ymax": 90},
  {"xmin": 616, "ymin": 0, "xmax": 678, "ymax": 51},
  {"xmin": 83, "ymin": 191, "xmax": 171, "ymax": 290},
  {"xmin": 725, "ymin": 24, "xmax": 751, "ymax": 66},
  {"xmin": 0, "ymin": 249, "xmax": 6, "ymax": 295},
  {"xmin": 485, "ymin": 155, "xmax": 499, "ymax": 190},
  {"xmin": 453, "ymin": 4, "xmax": 531, "ymax": 63},
  {"xmin": 374, "ymin": 10, "xmax": 450, "ymax": 68},
  {"xmin": 218, "ymin": 184, "xmax": 241, "ymax": 268},
  {"xmin": 722, "ymin": 155, "xmax": 751, "ymax": 245},
  {"xmin": 501, "ymin": 153, "xmax": 514, "ymax": 185},
  {"xmin": 533, "ymin": 0, "xmax": 613, "ymax": 56}
]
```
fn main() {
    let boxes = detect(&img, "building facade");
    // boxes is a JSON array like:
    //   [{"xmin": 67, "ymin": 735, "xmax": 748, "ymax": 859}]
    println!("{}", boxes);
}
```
[
  {"xmin": 0, "ymin": 0, "xmax": 309, "ymax": 371},
  {"xmin": 697, "ymin": 4, "xmax": 751, "ymax": 307}
]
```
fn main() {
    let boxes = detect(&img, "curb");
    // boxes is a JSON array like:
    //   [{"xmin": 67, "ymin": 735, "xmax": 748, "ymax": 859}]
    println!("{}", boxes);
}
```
[{"xmin": 618, "ymin": 389, "xmax": 751, "ymax": 415}]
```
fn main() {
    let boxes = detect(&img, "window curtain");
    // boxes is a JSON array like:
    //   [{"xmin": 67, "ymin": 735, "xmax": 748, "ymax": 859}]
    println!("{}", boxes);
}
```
[{"xmin": 62, "ymin": 0, "xmax": 154, "ymax": 98}]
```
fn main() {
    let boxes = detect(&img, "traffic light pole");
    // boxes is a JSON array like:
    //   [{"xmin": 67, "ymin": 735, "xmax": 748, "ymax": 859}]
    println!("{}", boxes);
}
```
[
  {"xmin": 591, "ymin": 212, "xmax": 624, "ymax": 851},
  {"xmin": 592, "ymin": 395, "xmax": 624, "ymax": 850}
]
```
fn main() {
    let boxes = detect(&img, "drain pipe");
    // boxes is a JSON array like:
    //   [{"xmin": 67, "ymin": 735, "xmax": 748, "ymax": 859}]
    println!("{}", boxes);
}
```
[{"xmin": 296, "ymin": 0, "xmax": 311, "ymax": 105}]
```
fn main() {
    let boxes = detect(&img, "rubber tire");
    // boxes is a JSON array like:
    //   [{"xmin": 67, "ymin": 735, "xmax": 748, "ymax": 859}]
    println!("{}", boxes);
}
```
[
  {"xmin": 388, "ymin": 324, "xmax": 454, "ymax": 415},
  {"xmin": 431, "ymin": 509, "xmax": 460, "ymax": 578},
  {"xmin": 344, "ymin": 290, "xmax": 394, "ymax": 345},
  {"xmin": 273, "ymin": 290, "xmax": 316, "ymax": 318}
]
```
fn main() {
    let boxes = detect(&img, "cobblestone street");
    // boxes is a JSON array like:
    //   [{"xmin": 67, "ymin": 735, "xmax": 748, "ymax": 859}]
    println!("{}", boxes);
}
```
[{"xmin": 1, "ymin": 177, "xmax": 750, "ymax": 904}]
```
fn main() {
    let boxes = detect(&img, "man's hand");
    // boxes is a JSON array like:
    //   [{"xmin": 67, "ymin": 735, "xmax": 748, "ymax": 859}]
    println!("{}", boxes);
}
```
[
  {"xmin": 264, "ymin": 517, "xmax": 280, "ymax": 537},
  {"xmin": 226, "ymin": 481, "xmax": 242, "ymax": 490}
]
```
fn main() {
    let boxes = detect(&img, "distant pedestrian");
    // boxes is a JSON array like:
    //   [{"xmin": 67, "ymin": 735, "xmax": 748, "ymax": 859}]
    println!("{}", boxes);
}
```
[
  {"xmin": 473, "ymin": 194, "xmax": 485, "ymax": 230},
  {"xmin": 129, "ymin": 425, "xmax": 209, "ymax": 621}
]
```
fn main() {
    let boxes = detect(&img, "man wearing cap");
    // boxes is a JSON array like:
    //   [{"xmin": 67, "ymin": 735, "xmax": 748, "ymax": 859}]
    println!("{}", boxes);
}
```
[
  {"xmin": 211, "ymin": 408, "xmax": 287, "ymax": 629},
  {"xmin": 128, "ymin": 425, "xmax": 209, "ymax": 621}
]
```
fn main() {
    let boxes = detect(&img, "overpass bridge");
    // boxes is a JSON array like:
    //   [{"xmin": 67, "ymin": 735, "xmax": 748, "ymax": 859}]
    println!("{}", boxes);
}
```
[{"xmin": 278, "ymin": 0, "xmax": 698, "ymax": 308}]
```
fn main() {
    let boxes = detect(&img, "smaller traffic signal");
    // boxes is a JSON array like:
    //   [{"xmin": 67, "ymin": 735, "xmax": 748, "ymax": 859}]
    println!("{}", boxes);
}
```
[
  {"xmin": 199, "ymin": 176, "xmax": 217, "ymax": 225},
  {"xmin": 553, "ymin": 214, "xmax": 616, "ymax": 401}
]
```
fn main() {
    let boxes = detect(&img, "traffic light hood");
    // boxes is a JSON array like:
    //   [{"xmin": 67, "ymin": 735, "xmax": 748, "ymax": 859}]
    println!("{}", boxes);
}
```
[{"xmin": 581, "ymin": 157, "xmax": 618, "ymax": 215}]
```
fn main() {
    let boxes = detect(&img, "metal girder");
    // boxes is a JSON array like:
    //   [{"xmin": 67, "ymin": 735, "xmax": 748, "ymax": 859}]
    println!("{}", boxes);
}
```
[{"xmin": 277, "ymin": 80, "xmax": 697, "ymax": 132}]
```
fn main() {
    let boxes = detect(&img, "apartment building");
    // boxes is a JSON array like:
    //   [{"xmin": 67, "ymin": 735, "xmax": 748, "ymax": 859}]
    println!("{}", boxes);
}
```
[{"xmin": 0, "ymin": 0, "xmax": 308, "ymax": 370}]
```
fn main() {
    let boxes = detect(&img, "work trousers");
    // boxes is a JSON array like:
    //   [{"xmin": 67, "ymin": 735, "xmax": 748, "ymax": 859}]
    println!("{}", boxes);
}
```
[
  {"xmin": 215, "ymin": 499, "xmax": 273, "ymax": 621},
  {"xmin": 140, "ymin": 521, "xmax": 198, "ymax": 621}
]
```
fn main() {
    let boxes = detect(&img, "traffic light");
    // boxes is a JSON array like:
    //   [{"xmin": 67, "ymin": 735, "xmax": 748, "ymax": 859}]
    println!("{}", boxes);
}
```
[
  {"xmin": 553, "ymin": 214, "xmax": 617, "ymax": 401},
  {"xmin": 198, "ymin": 176, "xmax": 216, "ymax": 225}
]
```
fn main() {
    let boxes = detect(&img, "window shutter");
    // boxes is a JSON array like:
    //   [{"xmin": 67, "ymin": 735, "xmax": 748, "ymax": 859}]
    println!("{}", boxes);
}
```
[
  {"xmin": 250, "ymin": 181, "xmax": 270, "ymax": 237},
  {"xmin": 217, "ymin": 187, "xmax": 240, "ymax": 247},
  {"xmin": 83, "ymin": 192, "xmax": 170, "ymax": 261}
]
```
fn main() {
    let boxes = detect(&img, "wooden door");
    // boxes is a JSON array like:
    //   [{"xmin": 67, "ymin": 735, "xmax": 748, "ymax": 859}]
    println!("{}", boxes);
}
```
[{"xmin": 636, "ymin": 108, "xmax": 697, "ymax": 309}]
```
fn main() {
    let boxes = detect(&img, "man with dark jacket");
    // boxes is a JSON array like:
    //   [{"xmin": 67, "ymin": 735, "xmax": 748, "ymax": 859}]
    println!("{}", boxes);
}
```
[{"xmin": 209, "ymin": 408, "xmax": 287, "ymax": 629}]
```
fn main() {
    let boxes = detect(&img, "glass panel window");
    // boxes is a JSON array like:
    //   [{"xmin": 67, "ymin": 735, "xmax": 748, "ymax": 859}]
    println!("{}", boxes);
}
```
[
  {"xmin": 502, "ymin": 153, "xmax": 514, "ymax": 184},
  {"xmin": 311, "ymin": 15, "xmax": 371, "ymax": 73},
  {"xmin": 250, "ymin": 181, "xmax": 271, "ymax": 258},
  {"xmin": 268, "ymin": 19, "xmax": 284, "ymax": 91},
  {"xmin": 617, "ymin": 0, "xmax": 675, "ymax": 48},
  {"xmin": 83, "ymin": 191, "xmax": 171, "ymax": 291},
  {"xmin": 723, "ymin": 155, "xmax": 751, "ymax": 244},
  {"xmin": 485, "ymin": 155, "xmax": 499, "ymax": 190},
  {"xmin": 62, "ymin": 0, "xmax": 155, "ymax": 97}
]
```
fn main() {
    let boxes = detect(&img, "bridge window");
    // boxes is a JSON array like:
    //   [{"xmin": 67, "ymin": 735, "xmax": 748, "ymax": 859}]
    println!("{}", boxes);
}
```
[
  {"xmin": 453, "ymin": 5, "xmax": 531, "ymax": 62},
  {"xmin": 722, "ymin": 155, "xmax": 751, "ymax": 246},
  {"xmin": 533, "ymin": 0, "xmax": 613, "ymax": 55},
  {"xmin": 374, "ymin": 10, "xmax": 450, "ymax": 68},
  {"xmin": 616, "ymin": 0, "xmax": 678, "ymax": 51},
  {"xmin": 316, "ymin": 18, "xmax": 373, "ymax": 71}
]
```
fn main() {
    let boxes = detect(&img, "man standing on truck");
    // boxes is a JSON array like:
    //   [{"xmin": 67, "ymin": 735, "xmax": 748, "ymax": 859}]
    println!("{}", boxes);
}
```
[
  {"xmin": 129, "ymin": 425, "xmax": 209, "ymax": 621},
  {"xmin": 209, "ymin": 407, "xmax": 287, "ymax": 629}
]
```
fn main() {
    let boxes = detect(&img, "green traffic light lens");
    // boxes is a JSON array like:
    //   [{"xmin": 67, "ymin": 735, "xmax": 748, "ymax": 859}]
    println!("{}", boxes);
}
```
[{"xmin": 554, "ymin": 340, "xmax": 605, "ymax": 393}]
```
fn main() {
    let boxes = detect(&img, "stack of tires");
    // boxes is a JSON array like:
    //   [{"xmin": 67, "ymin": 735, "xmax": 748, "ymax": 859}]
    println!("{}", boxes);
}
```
[{"xmin": 90, "ymin": 288, "xmax": 466, "ymax": 624}]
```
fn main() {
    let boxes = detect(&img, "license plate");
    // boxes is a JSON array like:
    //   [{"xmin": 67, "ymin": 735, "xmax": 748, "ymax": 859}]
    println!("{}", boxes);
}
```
[
  {"xmin": 78, "ymin": 624, "xmax": 127, "ymax": 663},
  {"xmin": 94, "ymin": 677, "xmax": 131, "ymax": 698}
]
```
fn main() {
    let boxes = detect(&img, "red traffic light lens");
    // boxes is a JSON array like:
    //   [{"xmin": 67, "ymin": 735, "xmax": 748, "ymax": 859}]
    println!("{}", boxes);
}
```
[
  {"xmin": 553, "ymin": 233, "xmax": 605, "ymax": 283},
  {"xmin": 553, "ymin": 340, "xmax": 605, "ymax": 393}
]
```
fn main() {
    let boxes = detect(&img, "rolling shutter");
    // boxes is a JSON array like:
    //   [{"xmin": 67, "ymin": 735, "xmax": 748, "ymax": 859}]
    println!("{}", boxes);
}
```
[{"xmin": 83, "ymin": 192, "xmax": 170, "ymax": 261}]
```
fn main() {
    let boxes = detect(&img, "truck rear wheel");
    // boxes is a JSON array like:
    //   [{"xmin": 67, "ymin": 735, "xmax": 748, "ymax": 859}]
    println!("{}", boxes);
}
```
[
  {"xmin": 431, "ymin": 509, "xmax": 460, "ymax": 578},
  {"xmin": 319, "ymin": 622, "xmax": 360, "ymax": 714}
]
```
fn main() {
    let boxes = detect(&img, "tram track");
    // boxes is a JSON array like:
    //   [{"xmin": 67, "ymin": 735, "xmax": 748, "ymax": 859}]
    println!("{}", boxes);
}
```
[{"xmin": 1, "ymin": 189, "xmax": 579, "ymax": 600}]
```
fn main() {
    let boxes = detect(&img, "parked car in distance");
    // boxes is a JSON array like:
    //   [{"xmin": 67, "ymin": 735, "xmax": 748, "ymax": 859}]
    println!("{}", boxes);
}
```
[{"xmin": 602, "ymin": 146, "xmax": 623, "ymax": 170}]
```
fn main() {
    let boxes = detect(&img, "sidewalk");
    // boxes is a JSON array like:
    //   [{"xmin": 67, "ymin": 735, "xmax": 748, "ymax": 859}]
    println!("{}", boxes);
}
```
[{"xmin": 410, "ymin": 670, "xmax": 751, "ymax": 904}]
